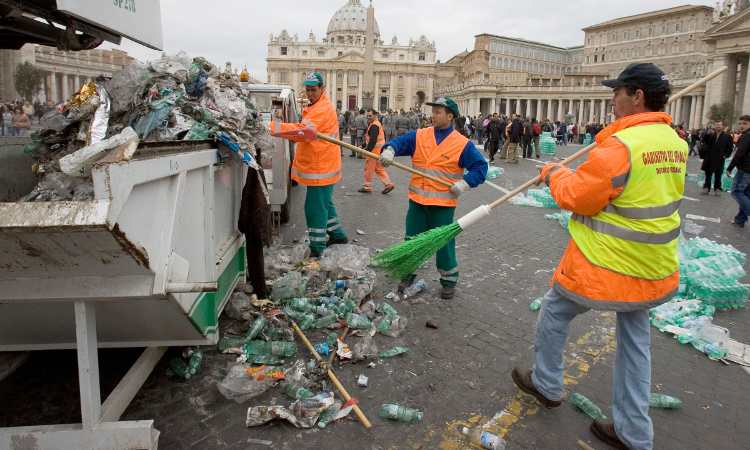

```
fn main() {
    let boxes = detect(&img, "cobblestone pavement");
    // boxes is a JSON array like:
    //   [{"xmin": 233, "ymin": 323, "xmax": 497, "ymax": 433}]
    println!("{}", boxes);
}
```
[{"xmin": 1, "ymin": 141, "xmax": 748, "ymax": 450}]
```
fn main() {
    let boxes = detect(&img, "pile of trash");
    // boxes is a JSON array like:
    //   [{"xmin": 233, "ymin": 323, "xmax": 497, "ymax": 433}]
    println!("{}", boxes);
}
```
[
  {"xmin": 686, "ymin": 164, "xmax": 734, "ymax": 192},
  {"xmin": 214, "ymin": 244, "xmax": 421, "ymax": 429},
  {"xmin": 20, "ymin": 52, "xmax": 272, "ymax": 202},
  {"xmin": 511, "ymin": 186, "xmax": 559, "ymax": 208},
  {"xmin": 649, "ymin": 236, "xmax": 750, "ymax": 364},
  {"xmin": 539, "ymin": 132, "xmax": 557, "ymax": 155}
]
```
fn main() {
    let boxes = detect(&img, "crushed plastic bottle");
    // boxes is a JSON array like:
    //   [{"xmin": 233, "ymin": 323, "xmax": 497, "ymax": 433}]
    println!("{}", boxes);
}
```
[
  {"xmin": 378, "ymin": 404, "xmax": 423, "ymax": 423},
  {"xmin": 649, "ymin": 393, "xmax": 682, "ymax": 409},
  {"xmin": 314, "ymin": 342, "xmax": 331, "ymax": 357},
  {"xmin": 569, "ymin": 393, "xmax": 607, "ymax": 421},
  {"xmin": 282, "ymin": 382, "xmax": 314, "ymax": 400},
  {"xmin": 243, "ymin": 340, "xmax": 297, "ymax": 358},
  {"xmin": 168, "ymin": 349, "xmax": 203, "ymax": 380},
  {"xmin": 245, "ymin": 316, "xmax": 267, "ymax": 340},
  {"xmin": 346, "ymin": 313, "xmax": 373, "ymax": 329},
  {"xmin": 402, "ymin": 279, "xmax": 427, "ymax": 299},
  {"xmin": 486, "ymin": 166, "xmax": 504, "ymax": 180},
  {"xmin": 379, "ymin": 346, "xmax": 409, "ymax": 358},
  {"xmin": 270, "ymin": 271, "xmax": 308, "ymax": 302},
  {"xmin": 461, "ymin": 426, "xmax": 507, "ymax": 450},
  {"xmin": 313, "ymin": 314, "xmax": 338, "ymax": 329},
  {"xmin": 529, "ymin": 297, "xmax": 543, "ymax": 311}
]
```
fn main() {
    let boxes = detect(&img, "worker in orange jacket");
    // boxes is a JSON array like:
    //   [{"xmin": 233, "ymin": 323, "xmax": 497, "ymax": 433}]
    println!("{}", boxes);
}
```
[
  {"xmin": 358, "ymin": 108, "xmax": 395, "ymax": 194},
  {"xmin": 511, "ymin": 64, "xmax": 687, "ymax": 450},
  {"xmin": 270, "ymin": 72, "xmax": 348, "ymax": 256}
]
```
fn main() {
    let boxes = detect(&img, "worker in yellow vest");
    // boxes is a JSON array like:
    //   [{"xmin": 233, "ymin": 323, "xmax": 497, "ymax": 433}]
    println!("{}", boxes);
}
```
[
  {"xmin": 511, "ymin": 64, "xmax": 686, "ymax": 450},
  {"xmin": 359, "ymin": 108, "xmax": 395, "ymax": 194},
  {"xmin": 270, "ymin": 72, "xmax": 348, "ymax": 257},
  {"xmin": 380, "ymin": 97, "xmax": 487, "ymax": 299}
]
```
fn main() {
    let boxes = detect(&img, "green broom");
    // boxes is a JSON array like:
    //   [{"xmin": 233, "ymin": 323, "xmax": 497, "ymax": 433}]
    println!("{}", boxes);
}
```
[{"xmin": 372, "ymin": 66, "xmax": 729, "ymax": 279}]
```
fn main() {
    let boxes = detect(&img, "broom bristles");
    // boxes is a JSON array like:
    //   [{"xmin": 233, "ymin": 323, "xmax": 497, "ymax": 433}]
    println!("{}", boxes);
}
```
[{"xmin": 372, "ymin": 222, "xmax": 463, "ymax": 280}]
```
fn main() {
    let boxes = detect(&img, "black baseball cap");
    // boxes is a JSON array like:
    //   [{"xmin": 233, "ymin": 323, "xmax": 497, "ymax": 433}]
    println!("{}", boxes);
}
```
[{"xmin": 601, "ymin": 63, "xmax": 670, "ymax": 91}]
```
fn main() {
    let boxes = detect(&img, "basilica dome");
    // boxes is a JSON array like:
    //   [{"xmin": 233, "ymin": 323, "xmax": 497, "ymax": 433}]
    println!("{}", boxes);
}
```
[{"xmin": 326, "ymin": 0, "xmax": 380, "ymax": 38}]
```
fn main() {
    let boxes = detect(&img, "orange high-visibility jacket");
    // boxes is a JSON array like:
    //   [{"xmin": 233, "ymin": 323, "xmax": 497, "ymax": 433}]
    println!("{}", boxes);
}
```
[
  {"xmin": 540, "ymin": 112, "xmax": 681, "ymax": 310},
  {"xmin": 366, "ymin": 119, "xmax": 386, "ymax": 155},
  {"xmin": 270, "ymin": 92, "xmax": 341, "ymax": 186},
  {"xmin": 409, "ymin": 127, "xmax": 467, "ymax": 207}
]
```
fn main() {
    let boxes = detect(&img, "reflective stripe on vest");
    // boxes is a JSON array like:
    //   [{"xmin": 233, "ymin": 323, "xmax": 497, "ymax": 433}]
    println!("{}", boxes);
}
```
[
  {"xmin": 291, "ymin": 92, "xmax": 342, "ymax": 186},
  {"xmin": 291, "ymin": 167, "xmax": 341, "ymax": 181},
  {"xmin": 409, "ymin": 127, "xmax": 467, "ymax": 207},
  {"xmin": 366, "ymin": 119, "xmax": 386, "ymax": 153},
  {"xmin": 568, "ymin": 123, "xmax": 687, "ymax": 280}
]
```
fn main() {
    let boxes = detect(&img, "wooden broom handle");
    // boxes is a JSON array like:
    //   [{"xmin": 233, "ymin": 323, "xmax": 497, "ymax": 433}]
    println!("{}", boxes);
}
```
[
  {"xmin": 487, "ymin": 65, "xmax": 729, "ymax": 211},
  {"xmin": 316, "ymin": 132, "xmax": 454, "ymax": 188},
  {"xmin": 290, "ymin": 321, "xmax": 373, "ymax": 429}
]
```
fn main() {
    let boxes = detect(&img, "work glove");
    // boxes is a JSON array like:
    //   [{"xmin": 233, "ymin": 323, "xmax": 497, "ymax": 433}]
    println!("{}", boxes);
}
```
[
  {"xmin": 450, "ymin": 179, "xmax": 470, "ymax": 197},
  {"xmin": 537, "ymin": 163, "xmax": 563, "ymax": 186},
  {"xmin": 380, "ymin": 146, "xmax": 395, "ymax": 166}
]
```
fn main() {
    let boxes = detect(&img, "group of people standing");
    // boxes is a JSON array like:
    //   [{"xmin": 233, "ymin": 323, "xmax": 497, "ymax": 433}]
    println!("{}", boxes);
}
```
[{"xmin": 1, "ymin": 102, "xmax": 32, "ymax": 137}]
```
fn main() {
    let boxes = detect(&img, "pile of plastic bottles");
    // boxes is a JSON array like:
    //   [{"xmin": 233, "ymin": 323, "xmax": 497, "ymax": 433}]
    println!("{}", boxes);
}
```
[
  {"xmin": 582, "ymin": 133, "xmax": 593, "ymax": 146},
  {"xmin": 527, "ymin": 187, "xmax": 559, "ymax": 208},
  {"xmin": 539, "ymin": 132, "xmax": 557, "ymax": 155},
  {"xmin": 681, "ymin": 237, "xmax": 748, "ymax": 310}
]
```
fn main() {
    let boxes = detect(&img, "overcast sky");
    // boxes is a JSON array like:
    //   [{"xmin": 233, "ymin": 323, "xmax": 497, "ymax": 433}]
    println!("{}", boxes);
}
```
[{"xmin": 104, "ymin": 0, "xmax": 716, "ymax": 81}]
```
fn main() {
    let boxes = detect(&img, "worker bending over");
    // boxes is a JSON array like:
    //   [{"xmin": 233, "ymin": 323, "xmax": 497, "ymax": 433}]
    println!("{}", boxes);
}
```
[{"xmin": 381, "ymin": 97, "xmax": 487, "ymax": 299}]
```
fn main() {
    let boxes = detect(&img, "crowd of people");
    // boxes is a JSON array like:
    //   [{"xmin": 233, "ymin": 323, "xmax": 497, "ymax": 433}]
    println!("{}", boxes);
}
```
[{"xmin": 0, "ymin": 99, "xmax": 52, "ymax": 137}]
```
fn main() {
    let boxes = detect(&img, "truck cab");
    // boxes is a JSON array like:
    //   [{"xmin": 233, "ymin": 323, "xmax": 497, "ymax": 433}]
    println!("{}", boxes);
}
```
[{"xmin": 242, "ymin": 83, "xmax": 299, "ymax": 227}]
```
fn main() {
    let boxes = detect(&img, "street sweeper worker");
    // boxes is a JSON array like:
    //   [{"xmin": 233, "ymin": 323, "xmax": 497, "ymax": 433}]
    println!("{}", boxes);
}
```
[
  {"xmin": 379, "ymin": 96, "xmax": 488, "ymax": 299},
  {"xmin": 269, "ymin": 72, "xmax": 348, "ymax": 257},
  {"xmin": 359, "ymin": 108, "xmax": 396, "ymax": 194},
  {"xmin": 511, "ymin": 63, "xmax": 686, "ymax": 450}
]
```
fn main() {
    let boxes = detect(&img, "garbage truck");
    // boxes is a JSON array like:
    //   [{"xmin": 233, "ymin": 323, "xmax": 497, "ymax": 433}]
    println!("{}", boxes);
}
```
[{"xmin": 0, "ymin": 2, "xmax": 289, "ymax": 449}]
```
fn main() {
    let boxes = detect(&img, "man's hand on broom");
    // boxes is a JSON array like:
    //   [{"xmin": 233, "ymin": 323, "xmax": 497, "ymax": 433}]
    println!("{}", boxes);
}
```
[
  {"xmin": 450, "ymin": 180, "xmax": 469, "ymax": 197},
  {"xmin": 380, "ymin": 146, "xmax": 395, "ymax": 166},
  {"xmin": 535, "ymin": 163, "xmax": 563, "ymax": 186}
]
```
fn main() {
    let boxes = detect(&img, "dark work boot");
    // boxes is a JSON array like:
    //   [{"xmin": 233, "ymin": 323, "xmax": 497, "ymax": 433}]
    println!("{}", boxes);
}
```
[
  {"xmin": 440, "ymin": 286, "xmax": 455, "ymax": 299},
  {"xmin": 590, "ymin": 421, "xmax": 629, "ymax": 450},
  {"xmin": 326, "ymin": 236, "xmax": 349, "ymax": 247},
  {"xmin": 511, "ymin": 368, "xmax": 562, "ymax": 408}
]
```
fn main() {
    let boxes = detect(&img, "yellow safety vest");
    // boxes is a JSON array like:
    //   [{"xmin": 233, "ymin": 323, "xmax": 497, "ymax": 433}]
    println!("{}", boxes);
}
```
[{"xmin": 568, "ymin": 123, "xmax": 688, "ymax": 280}]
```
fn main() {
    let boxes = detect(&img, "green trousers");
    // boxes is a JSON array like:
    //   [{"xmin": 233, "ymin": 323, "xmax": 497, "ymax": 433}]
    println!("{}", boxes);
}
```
[
  {"xmin": 405, "ymin": 200, "xmax": 458, "ymax": 287},
  {"xmin": 305, "ymin": 185, "xmax": 347, "ymax": 255}
]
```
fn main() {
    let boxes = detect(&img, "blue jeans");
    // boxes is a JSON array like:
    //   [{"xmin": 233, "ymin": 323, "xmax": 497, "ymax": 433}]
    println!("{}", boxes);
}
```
[
  {"xmin": 730, "ymin": 170, "xmax": 750, "ymax": 225},
  {"xmin": 532, "ymin": 288, "xmax": 653, "ymax": 450}
]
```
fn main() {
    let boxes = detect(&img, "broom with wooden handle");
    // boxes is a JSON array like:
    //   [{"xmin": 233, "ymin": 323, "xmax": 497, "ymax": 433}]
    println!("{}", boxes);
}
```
[{"xmin": 371, "ymin": 66, "xmax": 728, "ymax": 280}]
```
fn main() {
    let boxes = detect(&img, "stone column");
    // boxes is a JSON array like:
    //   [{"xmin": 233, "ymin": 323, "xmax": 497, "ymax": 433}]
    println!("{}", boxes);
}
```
[
  {"xmin": 599, "ymin": 100, "xmax": 606, "ymax": 124},
  {"xmin": 704, "ymin": 54, "xmax": 738, "ymax": 117},
  {"xmin": 536, "ymin": 99, "xmax": 542, "ymax": 120},
  {"xmin": 357, "ymin": 72, "xmax": 364, "ymax": 109},
  {"xmin": 741, "ymin": 55, "xmax": 750, "ymax": 115},
  {"xmin": 556, "ymin": 99, "xmax": 563, "ymax": 121},
  {"xmin": 61, "ymin": 73, "xmax": 70, "ymax": 101},
  {"xmin": 329, "ymin": 70, "xmax": 336, "ymax": 106},
  {"xmin": 675, "ymin": 97, "xmax": 683, "ymax": 126},
  {"xmin": 588, "ymin": 99, "xmax": 595, "ymax": 123},
  {"xmin": 696, "ymin": 95, "xmax": 705, "ymax": 128},
  {"xmin": 689, "ymin": 95, "xmax": 698, "ymax": 129},
  {"xmin": 505, "ymin": 98, "xmax": 510, "ymax": 116},
  {"xmin": 490, "ymin": 97, "xmax": 496, "ymax": 114},
  {"xmin": 48, "ymin": 72, "xmax": 57, "ymax": 104},
  {"xmin": 389, "ymin": 73, "xmax": 397, "ymax": 111},
  {"xmin": 578, "ymin": 99, "xmax": 584, "ymax": 126},
  {"xmin": 374, "ymin": 72, "xmax": 380, "ymax": 110},
  {"xmin": 515, "ymin": 98, "xmax": 521, "ymax": 115},
  {"xmin": 342, "ymin": 71, "xmax": 349, "ymax": 110}
]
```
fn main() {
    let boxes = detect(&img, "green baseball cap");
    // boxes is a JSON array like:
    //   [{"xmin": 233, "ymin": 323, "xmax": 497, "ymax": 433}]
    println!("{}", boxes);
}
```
[
  {"xmin": 426, "ymin": 96, "xmax": 460, "ymax": 117},
  {"xmin": 303, "ymin": 71, "xmax": 324, "ymax": 87}
]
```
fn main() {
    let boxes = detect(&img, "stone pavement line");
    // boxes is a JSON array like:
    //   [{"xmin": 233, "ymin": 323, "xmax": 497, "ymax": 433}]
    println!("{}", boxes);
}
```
[{"xmin": 416, "ymin": 312, "xmax": 616, "ymax": 449}]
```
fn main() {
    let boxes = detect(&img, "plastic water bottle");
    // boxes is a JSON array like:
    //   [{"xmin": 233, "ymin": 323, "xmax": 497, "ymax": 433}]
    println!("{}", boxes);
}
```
[
  {"xmin": 288, "ymin": 297, "xmax": 315, "ymax": 312},
  {"xmin": 345, "ymin": 313, "xmax": 372, "ymax": 329},
  {"xmin": 569, "ymin": 393, "xmax": 607, "ymax": 421},
  {"xmin": 529, "ymin": 297, "xmax": 543, "ymax": 311},
  {"xmin": 649, "ymin": 393, "xmax": 682, "ymax": 409},
  {"xmin": 379, "ymin": 346, "xmax": 409, "ymax": 358},
  {"xmin": 378, "ymin": 404, "xmax": 423, "ymax": 423},
  {"xmin": 242, "ymin": 340, "xmax": 297, "ymax": 357},
  {"xmin": 461, "ymin": 427, "xmax": 507, "ymax": 450},
  {"xmin": 245, "ymin": 316, "xmax": 267, "ymax": 340},
  {"xmin": 314, "ymin": 342, "xmax": 331, "ymax": 356},
  {"xmin": 282, "ymin": 382, "xmax": 314, "ymax": 400},
  {"xmin": 313, "ymin": 314, "xmax": 338, "ymax": 329},
  {"xmin": 402, "ymin": 279, "xmax": 426, "ymax": 298},
  {"xmin": 380, "ymin": 302, "xmax": 398, "ymax": 318}
]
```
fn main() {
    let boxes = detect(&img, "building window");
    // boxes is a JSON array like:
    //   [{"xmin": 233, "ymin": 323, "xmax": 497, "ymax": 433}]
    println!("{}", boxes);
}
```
[
  {"xmin": 419, "ymin": 52, "xmax": 426, "ymax": 61},
  {"xmin": 302, "ymin": 50, "xmax": 308, "ymax": 56},
  {"xmin": 381, "ymin": 52, "xmax": 389, "ymax": 58},
  {"xmin": 317, "ymin": 50, "xmax": 325, "ymax": 57},
  {"xmin": 278, "ymin": 71, "xmax": 288, "ymax": 83},
  {"xmin": 280, "ymin": 46, "xmax": 288, "ymax": 56},
  {"xmin": 338, "ymin": 51, "xmax": 343, "ymax": 57},
  {"xmin": 593, "ymin": 55, "xmax": 598, "ymax": 63},
  {"xmin": 399, "ymin": 54, "xmax": 405, "ymax": 60}
]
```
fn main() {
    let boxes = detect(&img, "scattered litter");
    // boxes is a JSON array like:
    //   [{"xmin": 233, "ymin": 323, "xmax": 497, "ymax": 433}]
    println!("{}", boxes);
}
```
[
  {"xmin": 379, "ymin": 346, "xmax": 409, "ymax": 358},
  {"xmin": 225, "ymin": 292, "xmax": 253, "ymax": 320},
  {"xmin": 462, "ymin": 426, "xmax": 507, "ymax": 450},
  {"xmin": 246, "ymin": 438, "xmax": 274, "ymax": 447},
  {"xmin": 685, "ymin": 214, "xmax": 721, "ymax": 224},
  {"xmin": 270, "ymin": 271, "xmax": 308, "ymax": 302},
  {"xmin": 245, "ymin": 392, "xmax": 335, "ymax": 428},
  {"xmin": 379, "ymin": 404, "xmax": 423, "ymax": 423},
  {"xmin": 649, "ymin": 393, "xmax": 682, "ymax": 409},
  {"xmin": 425, "ymin": 320, "xmax": 439, "ymax": 329},
  {"xmin": 402, "ymin": 279, "xmax": 426, "ymax": 300},
  {"xmin": 356, "ymin": 229, "xmax": 366, "ymax": 235},
  {"xmin": 569, "ymin": 393, "xmax": 607, "ymax": 421},
  {"xmin": 217, "ymin": 364, "xmax": 276, "ymax": 403},
  {"xmin": 336, "ymin": 338, "xmax": 353, "ymax": 360},
  {"xmin": 529, "ymin": 297, "xmax": 543, "ymax": 312},
  {"xmin": 544, "ymin": 211, "xmax": 571, "ymax": 231},
  {"xmin": 320, "ymin": 244, "xmax": 371, "ymax": 277},
  {"xmin": 683, "ymin": 220, "xmax": 705, "ymax": 235},
  {"xmin": 167, "ymin": 348, "xmax": 203, "ymax": 380},
  {"xmin": 511, "ymin": 187, "xmax": 558, "ymax": 208},
  {"xmin": 357, "ymin": 374, "xmax": 369, "ymax": 387}
]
